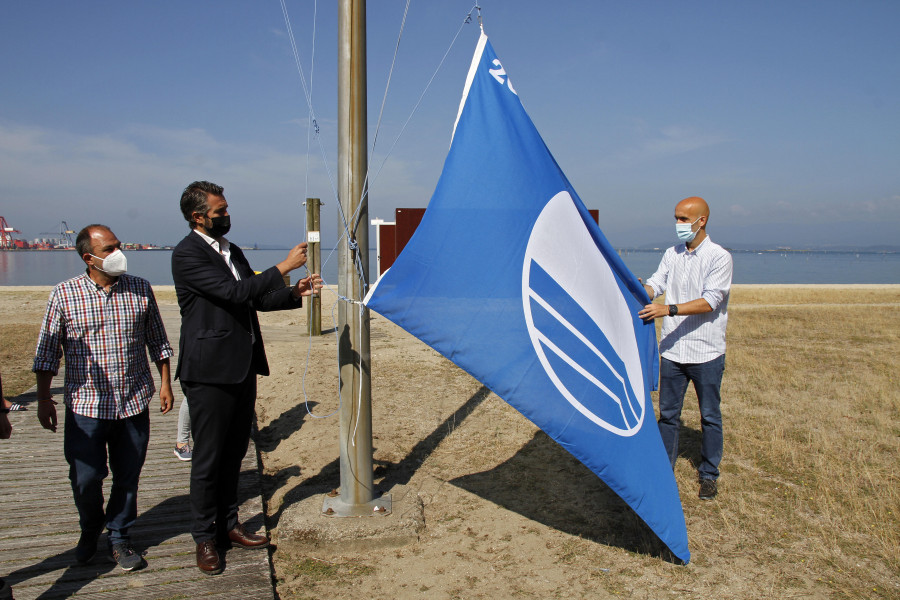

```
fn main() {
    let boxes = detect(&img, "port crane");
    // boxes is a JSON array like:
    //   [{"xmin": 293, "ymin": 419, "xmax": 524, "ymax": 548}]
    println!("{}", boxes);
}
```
[
  {"xmin": 0, "ymin": 216, "xmax": 21, "ymax": 249},
  {"xmin": 59, "ymin": 221, "xmax": 76, "ymax": 248},
  {"xmin": 36, "ymin": 221, "xmax": 77, "ymax": 248}
]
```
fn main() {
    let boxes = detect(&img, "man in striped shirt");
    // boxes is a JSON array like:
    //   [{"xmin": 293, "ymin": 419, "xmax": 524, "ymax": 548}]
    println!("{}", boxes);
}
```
[
  {"xmin": 33, "ymin": 224, "xmax": 174, "ymax": 571},
  {"xmin": 639, "ymin": 197, "xmax": 733, "ymax": 500}
]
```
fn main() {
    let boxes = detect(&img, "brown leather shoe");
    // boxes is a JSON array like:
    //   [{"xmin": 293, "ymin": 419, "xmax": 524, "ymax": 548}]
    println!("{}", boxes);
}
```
[
  {"xmin": 227, "ymin": 523, "xmax": 269, "ymax": 548},
  {"xmin": 196, "ymin": 540, "xmax": 222, "ymax": 575}
]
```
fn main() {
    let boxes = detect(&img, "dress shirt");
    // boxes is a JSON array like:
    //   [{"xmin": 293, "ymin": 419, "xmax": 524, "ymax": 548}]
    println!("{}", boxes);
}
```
[
  {"xmin": 33, "ymin": 272, "xmax": 174, "ymax": 419},
  {"xmin": 192, "ymin": 229, "xmax": 241, "ymax": 281},
  {"xmin": 645, "ymin": 237, "xmax": 733, "ymax": 364}
]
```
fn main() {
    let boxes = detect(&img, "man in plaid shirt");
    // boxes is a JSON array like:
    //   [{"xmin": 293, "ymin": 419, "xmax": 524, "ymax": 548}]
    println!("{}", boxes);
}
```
[{"xmin": 33, "ymin": 224, "xmax": 174, "ymax": 572}]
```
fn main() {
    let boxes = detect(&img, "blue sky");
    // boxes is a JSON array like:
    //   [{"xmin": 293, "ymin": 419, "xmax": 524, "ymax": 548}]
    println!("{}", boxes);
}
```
[{"xmin": 1, "ymin": 1, "xmax": 898, "ymax": 250}]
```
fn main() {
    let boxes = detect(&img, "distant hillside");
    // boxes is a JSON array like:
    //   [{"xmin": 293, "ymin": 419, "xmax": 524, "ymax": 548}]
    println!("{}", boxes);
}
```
[{"xmin": 632, "ymin": 242, "xmax": 899, "ymax": 253}]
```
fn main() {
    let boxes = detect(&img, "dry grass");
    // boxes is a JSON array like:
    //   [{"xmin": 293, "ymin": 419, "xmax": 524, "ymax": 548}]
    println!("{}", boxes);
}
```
[
  {"xmin": 0, "ymin": 289, "xmax": 48, "ymax": 397},
  {"xmin": 665, "ymin": 285, "xmax": 900, "ymax": 598},
  {"xmin": 0, "ymin": 324, "xmax": 40, "ymax": 397}
]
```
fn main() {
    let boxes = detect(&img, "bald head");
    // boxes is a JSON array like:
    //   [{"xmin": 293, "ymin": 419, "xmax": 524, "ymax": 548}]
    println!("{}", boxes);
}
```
[
  {"xmin": 674, "ymin": 196, "xmax": 709, "ymax": 247},
  {"xmin": 676, "ymin": 196, "xmax": 709, "ymax": 221}
]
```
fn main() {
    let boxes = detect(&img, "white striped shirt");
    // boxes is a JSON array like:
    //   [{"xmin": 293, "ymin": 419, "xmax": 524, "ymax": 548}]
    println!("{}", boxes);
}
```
[{"xmin": 645, "ymin": 237, "xmax": 733, "ymax": 364}]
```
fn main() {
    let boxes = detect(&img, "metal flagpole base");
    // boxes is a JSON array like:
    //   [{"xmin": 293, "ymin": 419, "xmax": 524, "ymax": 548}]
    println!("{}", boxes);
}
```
[{"xmin": 322, "ymin": 492, "xmax": 392, "ymax": 517}]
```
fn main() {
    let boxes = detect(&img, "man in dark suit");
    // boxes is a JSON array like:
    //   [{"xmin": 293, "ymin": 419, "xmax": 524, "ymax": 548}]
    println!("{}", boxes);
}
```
[{"xmin": 172, "ymin": 181, "xmax": 320, "ymax": 575}]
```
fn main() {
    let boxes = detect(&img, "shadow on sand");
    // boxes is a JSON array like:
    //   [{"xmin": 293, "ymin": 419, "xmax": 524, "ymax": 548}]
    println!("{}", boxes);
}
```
[
  {"xmin": 450, "ymin": 429, "xmax": 681, "ymax": 563},
  {"xmin": 265, "ymin": 382, "xmax": 683, "ymax": 562}
]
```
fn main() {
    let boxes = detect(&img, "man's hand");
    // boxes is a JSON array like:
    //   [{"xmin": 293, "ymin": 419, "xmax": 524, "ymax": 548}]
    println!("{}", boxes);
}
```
[
  {"xmin": 38, "ymin": 400, "xmax": 58, "ymax": 433},
  {"xmin": 159, "ymin": 382, "xmax": 174, "ymax": 414},
  {"xmin": 638, "ymin": 303, "xmax": 669, "ymax": 322},
  {"xmin": 154, "ymin": 359, "xmax": 173, "ymax": 414},
  {"xmin": 292, "ymin": 274, "xmax": 323, "ymax": 298},
  {"xmin": 277, "ymin": 243, "xmax": 309, "ymax": 274},
  {"xmin": 0, "ymin": 412, "xmax": 11, "ymax": 439}
]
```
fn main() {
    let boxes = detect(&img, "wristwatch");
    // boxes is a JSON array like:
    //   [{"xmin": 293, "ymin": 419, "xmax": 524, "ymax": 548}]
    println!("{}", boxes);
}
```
[{"xmin": 668, "ymin": 304, "xmax": 678, "ymax": 317}]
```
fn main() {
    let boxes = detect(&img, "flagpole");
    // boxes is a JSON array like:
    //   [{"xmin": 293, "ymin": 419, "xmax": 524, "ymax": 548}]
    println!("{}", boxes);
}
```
[{"xmin": 325, "ymin": 0, "xmax": 389, "ymax": 517}]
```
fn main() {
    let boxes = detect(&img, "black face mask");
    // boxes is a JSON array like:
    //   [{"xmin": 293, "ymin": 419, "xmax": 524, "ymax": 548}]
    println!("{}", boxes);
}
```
[{"xmin": 206, "ymin": 215, "xmax": 231, "ymax": 238}]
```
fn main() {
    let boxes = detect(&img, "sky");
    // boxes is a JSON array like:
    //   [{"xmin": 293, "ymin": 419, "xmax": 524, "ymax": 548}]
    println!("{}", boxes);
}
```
[{"xmin": 1, "ymin": 0, "xmax": 898, "ymax": 250}]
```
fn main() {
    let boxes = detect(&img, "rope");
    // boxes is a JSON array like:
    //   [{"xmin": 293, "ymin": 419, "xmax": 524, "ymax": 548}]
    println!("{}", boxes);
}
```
[
  {"xmin": 278, "ymin": 0, "xmax": 347, "ymax": 283},
  {"xmin": 370, "ymin": 0, "xmax": 412, "ymax": 162},
  {"xmin": 345, "ymin": 3, "xmax": 483, "ymax": 272},
  {"xmin": 280, "ymin": 2, "xmax": 481, "ymax": 422}
]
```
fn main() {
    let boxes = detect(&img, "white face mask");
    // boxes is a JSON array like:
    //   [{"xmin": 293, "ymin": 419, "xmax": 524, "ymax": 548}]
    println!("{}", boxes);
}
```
[
  {"xmin": 675, "ymin": 216, "xmax": 702, "ymax": 243},
  {"xmin": 90, "ymin": 249, "xmax": 127, "ymax": 276}
]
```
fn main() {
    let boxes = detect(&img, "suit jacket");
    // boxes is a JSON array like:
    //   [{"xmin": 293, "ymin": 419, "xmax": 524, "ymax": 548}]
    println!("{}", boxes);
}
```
[{"xmin": 172, "ymin": 231, "xmax": 301, "ymax": 384}]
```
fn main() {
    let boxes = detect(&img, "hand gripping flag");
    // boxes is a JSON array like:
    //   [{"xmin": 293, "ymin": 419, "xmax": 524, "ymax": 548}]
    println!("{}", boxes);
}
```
[{"xmin": 365, "ymin": 31, "xmax": 690, "ymax": 563}]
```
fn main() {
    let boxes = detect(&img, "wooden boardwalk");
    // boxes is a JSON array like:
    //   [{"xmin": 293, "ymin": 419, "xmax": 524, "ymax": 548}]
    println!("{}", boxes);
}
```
[{"xmin": 0, "ymin": 304, "xmax": 276, "ymax": 599}]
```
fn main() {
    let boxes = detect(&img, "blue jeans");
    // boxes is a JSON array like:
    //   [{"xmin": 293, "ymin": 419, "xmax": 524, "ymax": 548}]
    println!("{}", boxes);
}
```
[
  {"xmin": 63, "ymin": 406, "xmax": 150, "ymax": 543},
  {"xmin": 657, "ymin": 355, "xmax": 725, "ymax": 481}
]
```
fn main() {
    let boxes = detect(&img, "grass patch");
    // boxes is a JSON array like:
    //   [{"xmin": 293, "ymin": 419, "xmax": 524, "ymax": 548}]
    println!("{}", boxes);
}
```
[
  {"xmin": 276, "ymin": 555, "xmax": 377, "ymax": 600},
  {"xmin": 1, "ymin": 323, "xmax": 41, "ymax": 397},
  {"xmin": 281, "ymin": 556, "xmax": 375, "ymax": 583}
]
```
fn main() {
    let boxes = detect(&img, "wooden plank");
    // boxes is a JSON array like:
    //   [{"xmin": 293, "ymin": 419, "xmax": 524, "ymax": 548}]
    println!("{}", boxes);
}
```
[{"xmin": 0, "ymin": 331, "xmax": 275, "ymax": 600}]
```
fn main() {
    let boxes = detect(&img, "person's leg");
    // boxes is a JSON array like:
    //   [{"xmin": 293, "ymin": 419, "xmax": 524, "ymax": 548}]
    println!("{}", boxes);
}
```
[
  {"xmin": 216, "ymin": 376, "xmax": 256, "ymax": 536},
  {"xmin": 183, "ymin": 380, "xmax": 238, "ymax": 544},
  {"xmin": 657, "ymin": 358, "xmax": 690, "ymax": 469},
  {"xmin": 688, "ymin": 355, "xmax": 726, "ymax": 481},
  {"xmin": 174, "ymin": 396, "xmax": 192, "ymax": 460},
  {"xmin": 105, "ymin": 409, "xmax": 150, "ymax": 544},
  {"xmin": 176, "ymin": 397, "xmax": 191, "ymax": 447},
  {"xmin": 63, "ymin": 407, "xmax": 109, "ymax": 536}
]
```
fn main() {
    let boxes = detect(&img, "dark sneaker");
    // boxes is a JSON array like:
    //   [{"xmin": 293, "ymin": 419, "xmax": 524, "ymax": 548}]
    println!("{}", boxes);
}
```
[
  {"xmin": 0, "ymin": 577, "xmax": 13, "ymax": 600},
  {"xmin": 75, "ymin": 529, "xmax": 102, "ymax": 564},
  {"xmin": 699, "ymin": 479, "xmax": 718, "ymax": 500},
  {"xmin": 174, "ymin": 444, "xmax": 193, "ymax": 461},
  {"xmin": 108, "ymin": 541, "xmax": 146, "ymax": 572}
]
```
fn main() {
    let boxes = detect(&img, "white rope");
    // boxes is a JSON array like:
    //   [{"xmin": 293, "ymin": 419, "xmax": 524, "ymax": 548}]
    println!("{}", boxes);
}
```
[
  {"xmin": 279, "ymin": 2, "xmax": 481, "ymax": 422},
  {"xmin": 352, "ymin": 297, "xmax": 364, "ymax": 445},
  {"xmin": 346, "ymin": 3, "xmax": 482, "ymax": 281},
  {"xmin": 280, "ymin": 0, "xmax": 341, "ymax": 420},
  {"xmin": 278, "ymin": 0, "xmax": 346, "ymax": 267},
  {"xmin": 370, "ymin": 0, "xmax": 412, "ymax": 161}
]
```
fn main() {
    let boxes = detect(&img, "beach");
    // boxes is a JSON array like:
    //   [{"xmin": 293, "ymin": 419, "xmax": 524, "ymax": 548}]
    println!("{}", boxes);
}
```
[{"xmin": 1, "ymin": 284, "xmax": 898, "ymax": 599}]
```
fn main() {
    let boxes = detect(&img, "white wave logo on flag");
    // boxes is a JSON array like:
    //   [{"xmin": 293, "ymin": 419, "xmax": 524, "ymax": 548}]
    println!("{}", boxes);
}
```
[{"xmin": 522, "ymin": 192, "xmax": 646, "ymax": 436}]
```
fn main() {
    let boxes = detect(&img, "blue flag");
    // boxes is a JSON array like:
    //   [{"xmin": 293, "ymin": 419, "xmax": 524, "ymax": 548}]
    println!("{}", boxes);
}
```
[{"xmin": 365, "ymin": 31, "xmax": 690, "ymax": 563}]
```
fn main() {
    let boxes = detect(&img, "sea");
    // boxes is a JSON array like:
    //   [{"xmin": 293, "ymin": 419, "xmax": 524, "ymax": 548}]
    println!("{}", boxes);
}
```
[{"xmin": 0, "ymin": 248, "xmax": 898, "ymax": 286}]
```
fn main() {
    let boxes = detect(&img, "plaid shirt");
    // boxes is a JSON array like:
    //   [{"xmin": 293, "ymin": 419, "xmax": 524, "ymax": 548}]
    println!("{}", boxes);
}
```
[{"xmin": 33, "ymin": 272, "xmax": 174, "ymax": 419}]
